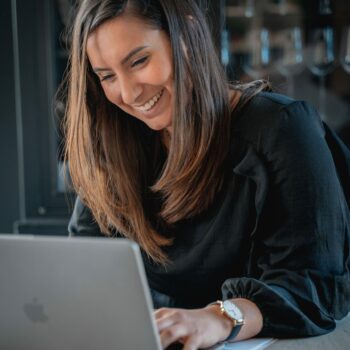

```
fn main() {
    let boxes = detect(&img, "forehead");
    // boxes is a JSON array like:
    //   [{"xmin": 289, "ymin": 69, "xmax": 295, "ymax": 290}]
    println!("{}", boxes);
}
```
[{"xmin": 86, "ymin": 15, "xmax": 167, "ymax": 66}]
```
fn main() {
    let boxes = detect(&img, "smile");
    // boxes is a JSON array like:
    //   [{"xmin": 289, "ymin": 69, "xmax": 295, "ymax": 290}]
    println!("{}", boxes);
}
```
[{"xmin": 135, "ymin": 89, "xmax": 164, "ymax": 112}]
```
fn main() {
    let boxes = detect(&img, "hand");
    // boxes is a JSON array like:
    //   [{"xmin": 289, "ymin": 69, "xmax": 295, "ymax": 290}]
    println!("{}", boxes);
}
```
[{"xmin": 154, "ymin": 305, "xmax": 233, "ymax": 350}]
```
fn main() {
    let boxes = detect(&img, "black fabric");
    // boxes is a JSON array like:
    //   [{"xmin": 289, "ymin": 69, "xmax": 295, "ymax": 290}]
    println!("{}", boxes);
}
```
[
  {"xmin": 68, "ymin": 92, "xmax": 350, "ymax": 338},
  {"xmin": 323, "ymin": 122, "xmax": 350, "ymax": 210}
]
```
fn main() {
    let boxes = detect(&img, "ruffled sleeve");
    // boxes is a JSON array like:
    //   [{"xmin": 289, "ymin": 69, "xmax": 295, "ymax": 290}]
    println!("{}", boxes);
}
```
[
  {"xmin": 68, "ymin": 196, "xmax": 104, "ymax": 237},
  {"xmin": 222, "ymin": 100, "xmax": 350, "ymax": 337}
]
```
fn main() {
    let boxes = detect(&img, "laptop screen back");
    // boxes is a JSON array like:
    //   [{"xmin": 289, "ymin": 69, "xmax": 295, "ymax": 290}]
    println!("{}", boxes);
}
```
[{"xmin": 0, "ymin": 235, "xmax": 162, "ymax": 350}]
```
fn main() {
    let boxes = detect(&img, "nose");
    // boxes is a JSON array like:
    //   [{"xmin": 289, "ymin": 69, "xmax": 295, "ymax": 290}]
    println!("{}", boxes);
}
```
[{"xmin": 119, "ymin": 76, "xmax": 142, "ymax": 105}]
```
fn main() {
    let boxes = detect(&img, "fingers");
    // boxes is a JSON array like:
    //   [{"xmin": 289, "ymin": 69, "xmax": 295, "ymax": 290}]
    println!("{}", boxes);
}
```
[
  {"xmin": 153, "ymin": 307, "xmax": 221, "ymax": 350},
  {"xmin": 156, "ymin": 309, "xmax": 185, "ymax": 332},
  {"xmin": 182, "ymin": 337, "xmax": 200, "ymax": 350},
  {"xmin": 160, "ymin": 323, "xmax": 190, "ymax": 349},
  {"xmin": 154, "ymin": 307, "xmax": 170, "ymax": 319},
  {"xmin": 154, "ymin": 308, "xmax": 196, "ymax": 349}
]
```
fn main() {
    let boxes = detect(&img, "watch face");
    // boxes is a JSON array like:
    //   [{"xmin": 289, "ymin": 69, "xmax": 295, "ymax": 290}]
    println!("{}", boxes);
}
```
[{"xmin": 223, "ymin": 300, "xmax": 244, "ymax": 323}]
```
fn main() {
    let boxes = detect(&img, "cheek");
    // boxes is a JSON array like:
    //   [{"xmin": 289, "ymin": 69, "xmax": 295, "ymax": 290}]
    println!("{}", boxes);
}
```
[
  {"xmin": 158, "ymin": 67, "xmax": 172, "ymax": 85},
  {"xmin": 142, "ymin": 62, "xmax": 173, "ymax": 86},
  {"xmin": 102, "ymin": 85, "xmax": 122, "ymax": 106}
]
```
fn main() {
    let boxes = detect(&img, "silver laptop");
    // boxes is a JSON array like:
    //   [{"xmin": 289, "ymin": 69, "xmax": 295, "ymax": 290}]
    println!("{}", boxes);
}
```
[{"xmin": 0, "ymin": 235, "xmax": 163, "ymax": 350}]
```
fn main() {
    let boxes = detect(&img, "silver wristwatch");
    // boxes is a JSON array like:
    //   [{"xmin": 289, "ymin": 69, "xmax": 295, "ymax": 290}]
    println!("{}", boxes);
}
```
[{"xmin": 212, "ymin": 300, "xmax": 245, "ymax": 341}]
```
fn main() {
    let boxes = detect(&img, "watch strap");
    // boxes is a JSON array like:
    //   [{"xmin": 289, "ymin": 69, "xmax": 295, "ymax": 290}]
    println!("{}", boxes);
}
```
[
  {"xmin": 209, "ymin": 300, "xmax": 244, "ymax": 342},
  {"xmin": 225, "ymin": 322, "xmax": 243, "ymax": 341}
]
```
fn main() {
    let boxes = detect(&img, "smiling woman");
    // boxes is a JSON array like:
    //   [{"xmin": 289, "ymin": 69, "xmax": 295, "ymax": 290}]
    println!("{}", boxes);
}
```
[
  {"xmin": 65, "ymin": 0, "xmax": 238, "ymax": 265},
  {"xmin": 86, "ymin": 16, "xmax": 174, "ymax": 131},
  {"xmin": 63, "ymin": 0, "xmax": 350, "ymax": 349}
]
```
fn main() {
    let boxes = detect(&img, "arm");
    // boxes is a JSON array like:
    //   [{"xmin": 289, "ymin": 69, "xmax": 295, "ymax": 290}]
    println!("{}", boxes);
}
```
[
  {"xmin": 222, "ymin": 100, "xmax": 350, "ymax": 337},
  {"xmin": 155, "ymin": 100, "xmax": 350, "ymax": 348},
  {"xmin": 155, "ymin": 298, "xmax": 262, "ymax": 350}
]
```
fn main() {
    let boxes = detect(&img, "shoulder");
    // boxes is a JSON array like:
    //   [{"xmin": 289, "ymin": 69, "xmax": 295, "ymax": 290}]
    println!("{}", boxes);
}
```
[{"xmin": 232, "ymin": 92, "xmax": 325, "ymax": 154}]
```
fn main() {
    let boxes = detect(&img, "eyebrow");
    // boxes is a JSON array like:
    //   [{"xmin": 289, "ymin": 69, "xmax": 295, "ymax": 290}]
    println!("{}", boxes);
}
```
[{"xmin": 93, "ymin": 45, "xmax": 149, "ymax": 73}]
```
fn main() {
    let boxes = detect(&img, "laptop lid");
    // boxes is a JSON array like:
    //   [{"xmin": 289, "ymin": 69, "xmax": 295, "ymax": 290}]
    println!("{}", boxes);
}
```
[{"xmin": 0, "ymin": 235, "xmax": 162, "ymax": 350}]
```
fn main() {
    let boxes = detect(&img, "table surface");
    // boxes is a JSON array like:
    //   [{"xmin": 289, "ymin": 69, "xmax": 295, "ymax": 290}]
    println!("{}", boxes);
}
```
[{"xmin": 268, "ymin": 313, "xmax": 350, "ymax": 350}]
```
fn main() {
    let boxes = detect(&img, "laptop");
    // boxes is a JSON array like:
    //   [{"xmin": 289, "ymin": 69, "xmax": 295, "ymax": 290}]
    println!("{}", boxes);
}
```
[{"xmin": 0, "ymin": 234, "xmax": 164, "ymax": 350}]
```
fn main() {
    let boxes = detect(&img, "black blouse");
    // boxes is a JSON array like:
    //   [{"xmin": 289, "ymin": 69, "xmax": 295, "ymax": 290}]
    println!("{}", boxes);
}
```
[{"xmin": 68, "ymin": 92, "xmax": 350, "ymax": 338}]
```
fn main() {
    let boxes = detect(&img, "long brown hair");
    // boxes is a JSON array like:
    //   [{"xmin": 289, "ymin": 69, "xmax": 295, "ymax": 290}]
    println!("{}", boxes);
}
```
[{"xmin": 64, "ymin": 0, "xmax": 270, "ymax": 264}]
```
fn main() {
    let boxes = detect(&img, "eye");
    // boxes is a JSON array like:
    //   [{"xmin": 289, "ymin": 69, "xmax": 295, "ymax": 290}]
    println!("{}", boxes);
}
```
[
  {"xmin": 100, "ymin": 74, "xmax": 114, "ymax": 82},
  {"xmin": 131, "ymin": 56, "xmax": 149, "ymax": 68}
]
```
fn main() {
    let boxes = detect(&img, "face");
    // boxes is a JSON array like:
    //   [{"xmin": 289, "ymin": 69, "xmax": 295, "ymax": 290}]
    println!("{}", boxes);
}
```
[{"xmin": 86, "ymin": 15, "xmax": 174, "ymax": 133}]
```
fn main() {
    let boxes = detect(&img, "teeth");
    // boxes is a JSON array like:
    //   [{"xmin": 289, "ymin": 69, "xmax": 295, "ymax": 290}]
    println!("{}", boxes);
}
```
[{"xmin": 137, "ymin": 90, "xmax": 163, "ymax": 112}]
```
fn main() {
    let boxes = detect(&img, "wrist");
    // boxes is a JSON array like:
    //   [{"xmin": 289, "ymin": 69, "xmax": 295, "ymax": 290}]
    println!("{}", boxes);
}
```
[
  {"xmin": 205, "ymin": 303, "xmax": 237, "ymax": 341},
  {"xmin": 223, "ymin": 298, "xmax": 263, "ymax": 341}
]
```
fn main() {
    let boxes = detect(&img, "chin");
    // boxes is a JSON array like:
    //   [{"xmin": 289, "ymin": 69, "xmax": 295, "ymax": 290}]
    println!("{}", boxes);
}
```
[
  {"xmin": 146, "ymin": 119, "xmax": 172, "ymax": 132},
  {"xmin": 146, "ymin": 123, "xmax": 168, "ymax": 131}
]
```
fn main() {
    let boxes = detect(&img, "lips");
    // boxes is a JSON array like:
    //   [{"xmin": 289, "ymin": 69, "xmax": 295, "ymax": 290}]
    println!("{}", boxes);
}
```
[{"xmin": 135, "ymin": 89, "xmax": 164, "ymax": 112}]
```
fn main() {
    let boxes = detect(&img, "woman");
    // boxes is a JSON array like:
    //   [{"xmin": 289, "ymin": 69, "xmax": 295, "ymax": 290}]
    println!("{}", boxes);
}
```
[{"xmin": 64, "ymin": 0, "xmax": 350, "ymax": 349}]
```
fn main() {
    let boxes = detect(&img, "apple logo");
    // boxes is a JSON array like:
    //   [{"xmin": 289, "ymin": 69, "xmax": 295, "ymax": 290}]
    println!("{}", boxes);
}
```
[{"xmin": 23, "ymin": 297, "xmax": 49, "ymax": 323}]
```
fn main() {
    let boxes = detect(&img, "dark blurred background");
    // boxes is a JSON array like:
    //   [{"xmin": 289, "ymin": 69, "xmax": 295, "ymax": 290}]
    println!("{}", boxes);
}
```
[{"xmin": 1, "ymin": 0, "xmax": 349, "ymax": 235}]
